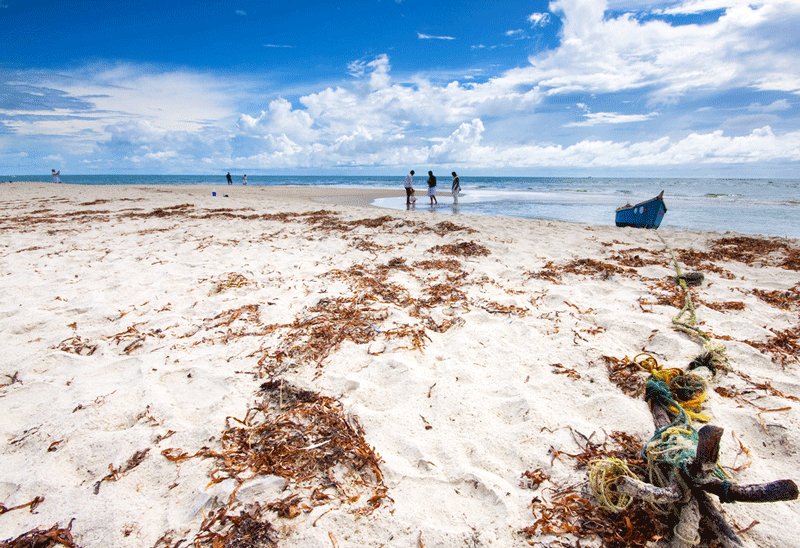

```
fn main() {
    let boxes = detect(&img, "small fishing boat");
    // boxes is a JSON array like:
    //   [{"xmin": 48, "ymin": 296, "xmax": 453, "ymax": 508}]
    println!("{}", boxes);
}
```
[{"xmin": 615, "ymin": 190, "xmax": 667, "ymax": 229}]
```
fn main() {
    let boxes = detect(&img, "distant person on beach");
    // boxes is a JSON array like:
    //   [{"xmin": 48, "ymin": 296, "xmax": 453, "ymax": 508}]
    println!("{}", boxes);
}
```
[
  {"xmin": 242, "ymin": 174, "xmax": 248, "ymax": 185},
  {"xmin": 404, "ymin": 169, "xmax": 415, "ymax": 206},
  {"xmin": 51, "ymin": 169, "xmax": 61, "ymax": 184},
  {"xmin": 427, "ymin": 171, "xmax": 438, "ymax": 205},
  {"xmin": 451, "ymin": 171, "xmax": 460, "ymax": 204},
  {"xmin": 226, "ymin": 172, "xmax": 233, "ymax": 185}
]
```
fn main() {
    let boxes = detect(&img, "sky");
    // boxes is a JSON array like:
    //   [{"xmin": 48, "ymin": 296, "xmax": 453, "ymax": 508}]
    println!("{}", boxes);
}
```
[{"xmin": 1, "ymin": 0, "xmax": 799, "ymax": 176}]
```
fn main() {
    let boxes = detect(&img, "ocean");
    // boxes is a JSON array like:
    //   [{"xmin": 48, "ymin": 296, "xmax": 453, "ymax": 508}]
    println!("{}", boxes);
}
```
[{"xmin": 4, "ymin": 174, "xmax": 798, "ymax": 238}]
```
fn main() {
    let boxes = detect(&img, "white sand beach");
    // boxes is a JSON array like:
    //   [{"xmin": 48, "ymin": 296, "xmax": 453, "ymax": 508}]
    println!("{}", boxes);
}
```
[{"xmin": 1, "ymin": 183, "xmax": 799, "ymax": 547}]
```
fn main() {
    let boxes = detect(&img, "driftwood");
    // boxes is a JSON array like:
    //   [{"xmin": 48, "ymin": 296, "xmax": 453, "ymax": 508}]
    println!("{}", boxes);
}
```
[{"xmin": 614, "ymin": 400, "xmax": 798, "ymax": 546}]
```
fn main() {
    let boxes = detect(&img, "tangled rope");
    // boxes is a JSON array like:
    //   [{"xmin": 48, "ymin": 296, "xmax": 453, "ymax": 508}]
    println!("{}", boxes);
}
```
[{"xmin": 588, "ymin": 458, "xmax": 639, "ymax": 512}]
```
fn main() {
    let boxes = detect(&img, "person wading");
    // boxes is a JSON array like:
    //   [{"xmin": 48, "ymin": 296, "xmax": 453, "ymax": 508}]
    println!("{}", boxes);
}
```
[{"xmin": 427, "ymin": 170, "xmax": 438, "ymax": 205}]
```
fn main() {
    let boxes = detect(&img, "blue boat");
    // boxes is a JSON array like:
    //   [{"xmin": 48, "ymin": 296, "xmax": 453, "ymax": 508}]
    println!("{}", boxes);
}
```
[{"xmin": 615, "ymin": 190, "xmax": 667, "ymax": 229}]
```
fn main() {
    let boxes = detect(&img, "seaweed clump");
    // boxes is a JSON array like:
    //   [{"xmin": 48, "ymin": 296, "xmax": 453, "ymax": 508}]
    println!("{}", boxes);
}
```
[
  {"xmin": 1, "ymin": 520, "xmax": 79, "ymax": 548},
  {"xmin": 522, "ymin": 429, "xmax": 667, "ymax": 547},
  {"xmin": 163, "ymin": 380, "xmax": 387, "ymax": 516}
]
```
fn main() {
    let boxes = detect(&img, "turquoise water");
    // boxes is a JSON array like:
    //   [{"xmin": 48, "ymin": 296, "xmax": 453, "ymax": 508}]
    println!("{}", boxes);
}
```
[{"xmin": 3, "ymin": 174, "xmax": 798, "ymax": 238}]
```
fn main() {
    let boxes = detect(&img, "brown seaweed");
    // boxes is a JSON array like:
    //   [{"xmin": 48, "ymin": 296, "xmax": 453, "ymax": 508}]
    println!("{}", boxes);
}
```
[{"xmin": 1, "ymin": 519, "xmax": 79, "ymax": 548}]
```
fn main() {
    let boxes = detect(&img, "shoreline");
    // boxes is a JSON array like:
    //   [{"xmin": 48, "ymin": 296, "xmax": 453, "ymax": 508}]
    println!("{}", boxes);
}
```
[
  {"xmin": 6, "ymin": 182, "xmax": 798, "ymax": 241},
  {"xmin": 1, "ymin": 182, "xmax": 799, "ymax": 546}
]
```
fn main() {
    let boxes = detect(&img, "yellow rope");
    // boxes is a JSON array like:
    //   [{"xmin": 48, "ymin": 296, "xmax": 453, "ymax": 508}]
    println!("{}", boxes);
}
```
[
  {"xmin": 588, "ymin": 458, "xmax": 638, "ymax": 512},
  {"xmin": 656, "ymin": 233, "xmax": 729, "ymax": 371}
]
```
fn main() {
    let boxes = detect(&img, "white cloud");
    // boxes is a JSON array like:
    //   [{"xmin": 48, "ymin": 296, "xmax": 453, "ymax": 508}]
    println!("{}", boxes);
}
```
[
  {"xmin": 264, "ymin": 44, "xmax": 293, "ymax": 49},
  {"xmin": 417, "ymin": 32, "xmax": 456, "ymax": 41},
  {"xmin": 747, "ymin": 99, "xmax": 791, "ymax": 113},
  {"xmin": 505, "ymin": 29, "xmax": 525, "ymax": 37},
  {"xmin": 566, "ymin": 111, "xmax": 659, "ymax": 126},
  {"xmin": 528, "ymin": 12, "xmax": 551, "ymax": 27},
  {"xmin": 239, "ymin": 98, "xmax": 316, "ymax": 143},
  {"xmin": 423, "ymin": 124, "xmax": 800, "ymax": 168},
  {"xmin": 516, "ymin": 0, "xmax": 800, "ymax": 101},
  {"xmin": 656, "ymin": 0, "xmax": 752, "ymax": 15},
  {"xmin": 235, "ymin": 9, "xmax": 246, "ymax": 16},
  {"xmin": 3, "ymin": 1, "xmax": 800, "ymax": 174}
]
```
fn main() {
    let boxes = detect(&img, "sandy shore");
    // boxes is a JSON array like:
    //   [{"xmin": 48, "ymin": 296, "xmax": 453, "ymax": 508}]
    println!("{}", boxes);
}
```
[{"xmin": 1, "ymin": 183, "xmax": 798, "ymax": 546}]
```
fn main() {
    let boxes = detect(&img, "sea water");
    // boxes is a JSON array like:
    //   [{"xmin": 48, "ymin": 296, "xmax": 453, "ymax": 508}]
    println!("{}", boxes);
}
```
[{"xmin": 3, "ymin": 174, "xmax": 798, "ymax": 238}]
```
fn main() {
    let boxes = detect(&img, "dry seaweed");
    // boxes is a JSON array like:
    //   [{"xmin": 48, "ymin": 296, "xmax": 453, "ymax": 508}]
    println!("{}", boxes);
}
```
[
  {"xmin": 79, "ymin": 199, "xmax": 111, "ymax": 206},
  {"xmin": 418, "ymin": 283, "xmax": 468, "ymax": 309},
  {"xmin": 548, "ymin": 428, "xmax": 644, "ymax": 469},
  {"xmin": 193, "ymin": 503, "xmax": 278, "ymax": 548},
  {"xmin": 562, "ymin": 258, "xmax": 636, "ymax": 279},
  {"xmin": 523, "ymin": 491, "xmax": 666, "ymax": 547},
  {"xmin": 644, "ymin": 276, "xmax": 686, "ymax": 308},
  {"xmin": 709, "ymin": 236, "xmax": 800, "ymax": 271},
  {"xmin": 162, "ymin": 380, "xmax": 387, "ymax": 516},
  {"xmin": 1, "ymin": 519, "xmax": 79, "ymax": 548},
  {"xmin": 745, "ymin": 325, "xmax": 800, "ymax": 366},
  {"xmin": 732, "ymin": 371, "xmax": 800, "ymax": 402},
  {"xmin": 120, "ymin": 203, "xmax": 195, "ymax": 219},
  {"xmin": 607, "ymin": 247, "xmax": 663, "ymax": 268},
  {"xmin": 752, "ymin": 284, "xmax": 800, "ymax": 310},
  {"xmin": 93, "ymin": 448, "xmax": 150, "ymax": 494},
  {"xmin": 1, "ymin": 371, "xmax": 21, "ymax": 391},
  {"xmin": 524, "ymin": 430, "xmax": 666, "ymax": 546},
  {"xmin": 354, "ymin": 238, "xmax": 396, "ymax": 254},
  {"xmin": 703, "ymin": 300, "xmax": 746, "ymax": 312},
  {"xmin": 602, "ymin": 355, "xmax": 646, "ymax": 398},
  {"xmin": 430, "ymin": 221, "xmax": 476, "ymax": 236},
  {"xmin": 266, "ymin": 494, "xmax": 306, "ymax": 519},
  {"xmin": 212, "ymin": 272, "xmax": 254, "ymax": 294},
  {"xmin": 107, "ymin": 324, "xmax": 164, "ymax": 354},
  {"xmin": 55, "ymin": 336, "xmax": 97, "ymax": 356},
  {"xmin": 550, "ymin": 363, "xmax": 581, "ymax": 380},
  {"xmin": 478, "ymin": 300, "xmax": 528, "ymax": 316},
  {"xmin": 208, "ymin": 305, "xmax": 261, "ymax": 328},
  {"xmin": 0, "ymin": 495, "xmax": 44, "ymax": 515},
  {"xmin": 671, "ymin": 248, "xmax": 735, "ymax": 278},
  {"xmin": 427, "ymin": 240, "xmax": 490, "ymax": 257},
  {"xmin": 382, "ymin": 324, "xmax": 431, "ymax": 351},
  {"xmin": 525, "ymin": 261, "xmax": 562, "ymax": 284},
  {"xmin": 261, "ymin": 297, "xmax": 387, "ymax": 375},
  {"xmin": 520, "ymin": 468, "xmax": 550, "ymax": 490}
]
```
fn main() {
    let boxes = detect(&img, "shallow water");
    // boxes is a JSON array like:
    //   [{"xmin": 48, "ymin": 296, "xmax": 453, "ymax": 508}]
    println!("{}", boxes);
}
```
[{"xmin": 5, "ymin": 175, "xmax": 798, "ymax": 238}]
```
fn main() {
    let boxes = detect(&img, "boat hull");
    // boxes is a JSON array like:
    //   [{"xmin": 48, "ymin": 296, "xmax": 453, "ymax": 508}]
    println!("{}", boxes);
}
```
[{"xmin": 615, "ymin": 193, "xmax": 667, "ymax": 229}]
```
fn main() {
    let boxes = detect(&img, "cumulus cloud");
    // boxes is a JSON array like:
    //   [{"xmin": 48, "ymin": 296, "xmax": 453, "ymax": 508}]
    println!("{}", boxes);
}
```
[
  {"xmin": 519, "ymin": 0, "xmax": 800, "ymax": 101},
  {"xmin": 2, "ymin": 0, "xmax": 800, "ymax": 173}
]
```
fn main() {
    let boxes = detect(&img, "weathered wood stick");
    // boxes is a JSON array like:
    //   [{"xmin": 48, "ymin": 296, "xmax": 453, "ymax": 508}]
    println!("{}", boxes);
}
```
[
  {"xmin": 695, "ymin": 489, "xmax": 743, "ymax": 547},
  {"xmin": 649, "ymin": 401, "xmax": 672, "ymax": 430},
  {"xmin": 617, "ymin": 476, "xmax": 682, "ymax": 503},
  {"xmin": 700, "ymin": 478, "xmax": 799, "ymax": 503},
  {"xmin": 689, "ymin": 425, "xmax": 723, "ymax": 478},
  {"xmin": 671, "ymin": 498, "xmax": 700, "ymax": 548}
]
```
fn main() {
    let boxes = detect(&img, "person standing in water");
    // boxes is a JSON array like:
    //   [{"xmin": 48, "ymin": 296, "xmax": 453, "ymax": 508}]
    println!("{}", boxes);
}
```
[
  {"xmin": 404, "ymin": 169, "xmax": 415, "ymax": 206},
  {"xmin": 427, "ymin": 170, "xmax": 438, "ymax": 205},
  {"xmin": 51, "ymin": 169, "xmax": 62, "ymax": 184},
  {"xmin": 226, "ymin": 172, "xmax": 233, "ymax": 185},
  {"xmin": 242, "ymin": 174, "xmax": 248, "ymax": 185},
  {"xmin": 451, "ymin": 171, "xmax": 461, "ymax": 204}
]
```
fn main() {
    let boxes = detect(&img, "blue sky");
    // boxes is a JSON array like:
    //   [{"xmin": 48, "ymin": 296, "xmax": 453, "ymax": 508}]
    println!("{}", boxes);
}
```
[{"xmin": 1, "ymin": 0, "xmax": 799, "ymax": 176}]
